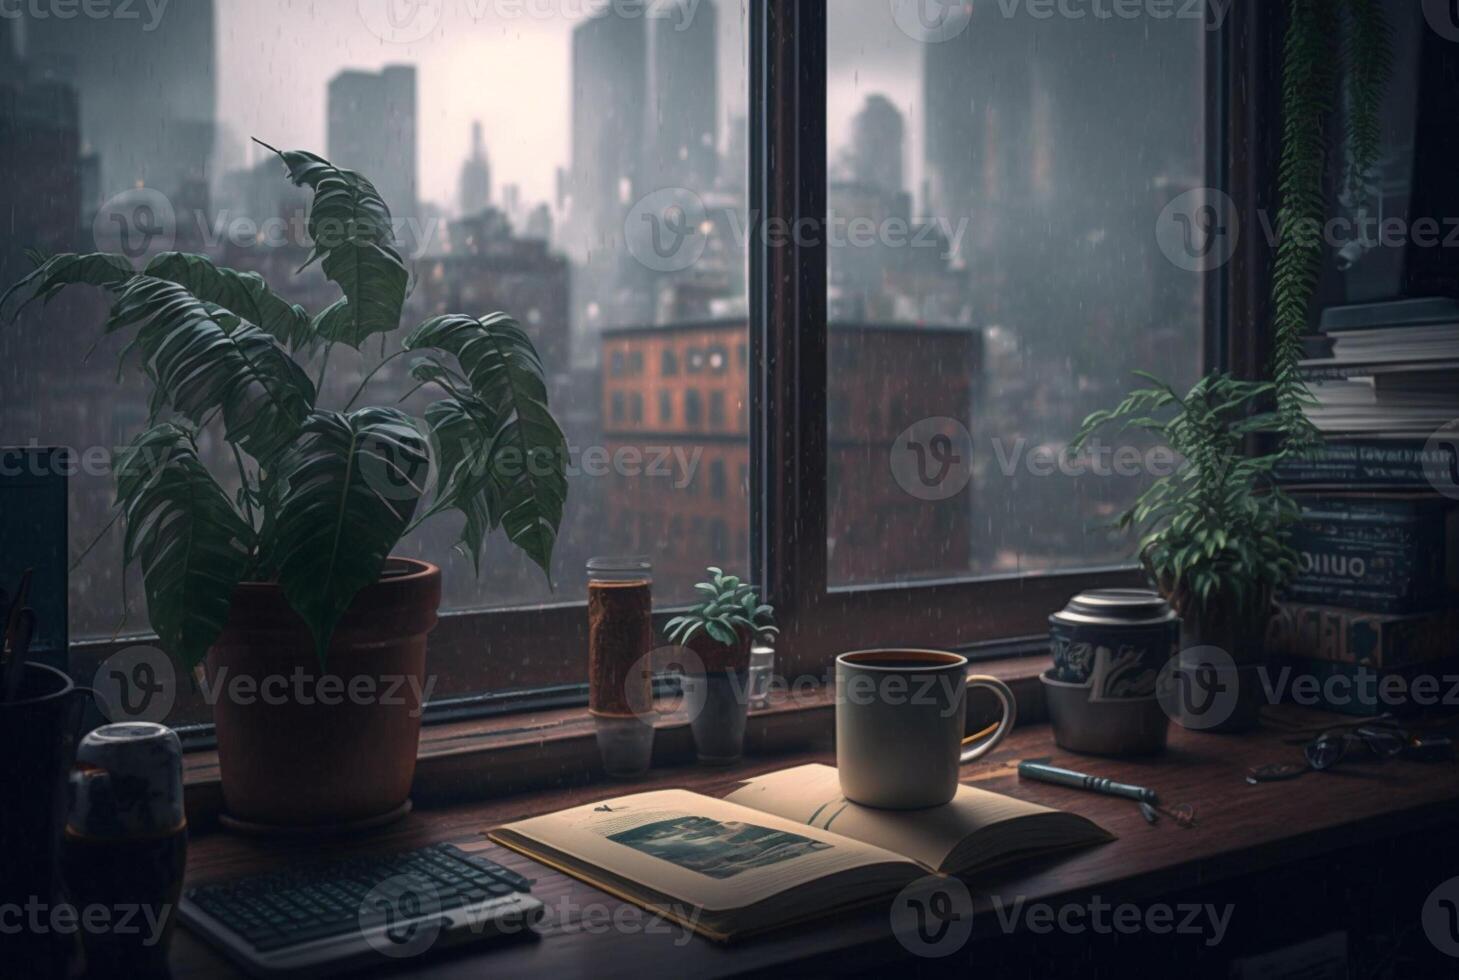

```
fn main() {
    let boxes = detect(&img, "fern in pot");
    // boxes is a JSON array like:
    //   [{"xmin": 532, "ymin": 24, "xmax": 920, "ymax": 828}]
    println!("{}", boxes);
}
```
[
  {"xmin": 665, "ymin": 568, "xmax": 777, "ymax": 765},
  {"xmin": 1, "ymin": 147, "xmax": 567, "ymax": 828},
  {"xmin": 1073, "ymin": 373, "xmax": 1300, "ymax": 732}
]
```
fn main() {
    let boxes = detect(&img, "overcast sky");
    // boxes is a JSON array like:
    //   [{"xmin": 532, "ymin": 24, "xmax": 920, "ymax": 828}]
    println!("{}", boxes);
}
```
[{"xmin": 214, "ymin": 0, "xmax": 925, "ymax": 211}]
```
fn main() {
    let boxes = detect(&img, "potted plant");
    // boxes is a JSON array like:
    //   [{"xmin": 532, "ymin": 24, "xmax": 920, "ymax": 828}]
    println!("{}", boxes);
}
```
[
  {"xmin": 1073, "ymin": 372, "xmax": 1300, "ymax": 732},
  {"xmin": 1, "ymin": 146, "xmax": 567, "ymax": 828},
  {"xmin": 664, "ymin": 568, "xmax": 777, "ymax": 765}
]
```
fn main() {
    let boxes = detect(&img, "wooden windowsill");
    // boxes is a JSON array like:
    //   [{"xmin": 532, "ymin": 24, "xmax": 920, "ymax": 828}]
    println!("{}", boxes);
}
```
[{"xmin": 181, "ymin": 654, "xmax": 1052, "ymax": 830}]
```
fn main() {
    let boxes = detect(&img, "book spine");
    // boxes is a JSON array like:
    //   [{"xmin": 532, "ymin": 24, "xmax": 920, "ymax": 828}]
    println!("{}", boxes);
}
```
[
  {"xmin": 1282, "ymin": 500, "xmax": 1449, "ymax": 613},
  {"xmin": 1274, "ymin": 442, "xmax": 1456, "ymax": 488},
  {"xmin": 1265, "ymin": 603, "xmax": 1457, "ymax": 669}
]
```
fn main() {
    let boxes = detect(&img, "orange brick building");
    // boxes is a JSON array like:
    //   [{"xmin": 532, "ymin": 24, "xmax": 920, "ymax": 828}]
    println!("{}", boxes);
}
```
[{"xmin": 601, "ymin": 319, "xmax": 983, "ymax": 592}]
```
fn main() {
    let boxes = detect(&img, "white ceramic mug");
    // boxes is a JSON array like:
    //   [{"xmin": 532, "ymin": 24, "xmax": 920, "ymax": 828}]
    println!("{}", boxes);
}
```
[{"xmin": 836, "ymin": 649, "xmax": 1017, "ymax": 809}]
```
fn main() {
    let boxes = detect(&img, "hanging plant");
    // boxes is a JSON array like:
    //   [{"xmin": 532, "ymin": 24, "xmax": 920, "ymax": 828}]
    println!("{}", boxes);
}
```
[{"xmin": 1270, "ymin": 0, "xmax": 1392, "ymax": 447}]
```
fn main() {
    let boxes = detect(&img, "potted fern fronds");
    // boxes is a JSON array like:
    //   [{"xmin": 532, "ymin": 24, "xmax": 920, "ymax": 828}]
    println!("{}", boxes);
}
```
[
  {"xmin": 665, "ymin": 567, "xmax": 777, "ymax": 764},
  {"xmin": 1, "ymin": 146, "xmax": 568, "ymax": 828},
  {"xmin": 1073, "ymin": 372, "xmax": 1301, "ymax": 731}
]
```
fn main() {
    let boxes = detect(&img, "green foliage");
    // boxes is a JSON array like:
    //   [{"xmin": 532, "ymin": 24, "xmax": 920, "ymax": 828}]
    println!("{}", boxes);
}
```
[
  {"xmin": 404, "ymin": 313, "xmax": 568, "ymax": 580},
  {"xmin": 665, "ymin": 567, "xmax": 778, "ymax": 648},
  {"xmin": 269, "ymin": 145, "xmax": 409, "ymax": 349},
  {"xmin": 115, "ymin": 424, "xmax": 255, "ymax": 668},
  {"xmin": 259, "ymin": 409, "xmax": 430, "ymax": 663},
  {"xmin": 1272, "ymin": 0, "xmax": 1338, "ymax": 446},
  {"xmin": 1074, "ymin": 373, "xmax": 1301, "ymax": 625},
  {"xmin": 2, "ymin": 147, "xmax": 567, "ymax": 669},
  {"xmin": 1271, "ymin": 0, "xmax": 1391, "ymax": 447}
]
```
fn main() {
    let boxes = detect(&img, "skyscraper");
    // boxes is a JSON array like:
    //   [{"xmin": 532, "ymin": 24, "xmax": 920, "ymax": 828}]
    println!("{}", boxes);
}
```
[
  {"xmin": 645, "ymin": 0, "xmax": 718, "ymax": 191},
  {"xmin": 22, "ymin": 0, "xmax": 217, "ymax": 202},
  {"xmin": 458, "ymin": 121, "xmax": 491, "ymax": 217},
  {"xmin": 327, "ymin": 65, "xmax": 418, "ymax": 221},
  {"xmin": 849, "ymin": 95, "xmax": 904, "ymax": 196}
]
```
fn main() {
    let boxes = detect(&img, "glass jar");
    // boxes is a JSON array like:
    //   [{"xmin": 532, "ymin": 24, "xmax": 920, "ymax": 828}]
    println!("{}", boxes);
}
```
[{"xmin": 586, "ymin": 557, "xmax": 654, "ymax": 778}]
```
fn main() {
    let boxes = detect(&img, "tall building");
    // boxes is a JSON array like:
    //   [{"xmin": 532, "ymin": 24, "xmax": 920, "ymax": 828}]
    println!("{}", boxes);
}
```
[
  {"xmin": 327, "ymin": 65, "xmax": 417, "ymax": 221},
  {"xmin": 848, "ymin": 94, "xmax": 904, "ymax": 196},
  {"xmin": 458, "ymin": 121, "xmax": 491, "ymax": 217},
  {"xmin": 566, "ymin": 1, "xmax": 722, "ymax": 365},
  {"xmin": 645, "ymin": 0, "xmax": 718, "ymax": 191},
  {"xmin": 22, "ymin": 0, "xmax": 217, "ymax": 202}
]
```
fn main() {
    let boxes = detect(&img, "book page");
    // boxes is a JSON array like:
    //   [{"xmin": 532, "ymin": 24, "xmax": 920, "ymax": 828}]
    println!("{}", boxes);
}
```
[
  {"xmin": 492, "ymin": 788, "xmax": 913, "ymax": 913},
  {"xmin": 725, "ymin": 763, "xmax": 1077, "ymax": 871}
]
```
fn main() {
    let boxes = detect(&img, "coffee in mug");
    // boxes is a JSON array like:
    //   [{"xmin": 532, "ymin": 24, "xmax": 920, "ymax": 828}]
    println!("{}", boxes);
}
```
[{"xmin": 835, "ymin": 650, "xmax": 1016, "ymax": 809}]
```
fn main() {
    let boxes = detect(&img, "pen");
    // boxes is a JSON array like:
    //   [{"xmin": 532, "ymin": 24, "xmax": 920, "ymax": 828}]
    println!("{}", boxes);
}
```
[{"xmin": 1018, "ymin": 760, "xmax": 1160, "ymax": 805}]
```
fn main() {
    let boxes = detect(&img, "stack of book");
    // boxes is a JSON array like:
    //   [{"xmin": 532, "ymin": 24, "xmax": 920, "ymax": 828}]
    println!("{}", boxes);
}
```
[{"xmin": 1267, "ymin": 300, "xmax": 1459, "ymax": 716}]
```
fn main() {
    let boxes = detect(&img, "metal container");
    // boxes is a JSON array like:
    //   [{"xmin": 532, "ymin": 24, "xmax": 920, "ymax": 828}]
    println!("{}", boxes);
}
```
[
  {"xmin": 1049, "ymin": 589, "xmax": 1180, "ymax": 699},
  {"xmin": 1045, "ymin": 589, "xmax": 1180, "ymax": 757}
]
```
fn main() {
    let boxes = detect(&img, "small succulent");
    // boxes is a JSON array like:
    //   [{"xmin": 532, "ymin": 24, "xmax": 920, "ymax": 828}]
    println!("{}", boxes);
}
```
[{"xmin": 664, "ymin": 567, "xmax": 777, "ymax": 648}]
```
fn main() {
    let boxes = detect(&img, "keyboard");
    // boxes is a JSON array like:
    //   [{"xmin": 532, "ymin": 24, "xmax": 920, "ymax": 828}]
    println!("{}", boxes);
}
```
[{"xmin": 179, "ymin": 842, "xmax": 543, "ymax": 977}]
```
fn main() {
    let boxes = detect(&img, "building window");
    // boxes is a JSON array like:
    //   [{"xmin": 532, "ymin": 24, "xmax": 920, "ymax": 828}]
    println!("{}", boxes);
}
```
[
  {"xmin": 610, "ymin": 350, "xmax": 626, "ymax": 377},
  {"xmin": 630, "ymin": 392, "xmax": 643, "ymax": 423},
  {"xmin": 709, "ymin": 460, "xmax": 726, "ymax": 500},
  {"xmin": 661, "ymin": 349, "xmax": 678, "ymax": 376},
  {"xmin": 709, "ymin": 390, "xmax": 725, "ymax": 428},
  {"xmin": 629, "ymin": 350, "xmax": 644, "ymax": 375},
  {"xmin": 611, "ymin": 391, "xmax": 626, "ymax": 422},
  {"xmin": 684, "ymin": 388, "xmax": 703, "ymax": 427},
  {"xmin": 686, "ymin": 347, "xmax": 706, "ymax": 373},
  {"xmin": 707, "ymin": 345, "xmax": 728, "ymax": 372},
  {"xmin": 659, "ymin": 390, "xmax": 673, "ymax": 424}
]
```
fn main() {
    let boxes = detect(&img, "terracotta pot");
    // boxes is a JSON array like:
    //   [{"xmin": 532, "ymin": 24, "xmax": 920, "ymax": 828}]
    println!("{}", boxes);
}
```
[{"xmin": 205, "ymin": 558, "xmax": 440, "ymax": 829}]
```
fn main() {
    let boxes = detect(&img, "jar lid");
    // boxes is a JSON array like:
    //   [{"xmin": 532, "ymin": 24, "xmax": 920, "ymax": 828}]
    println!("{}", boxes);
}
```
[{"xmin": 1051, "ymin": 589, "xmax": 1177, "ymax": 628}]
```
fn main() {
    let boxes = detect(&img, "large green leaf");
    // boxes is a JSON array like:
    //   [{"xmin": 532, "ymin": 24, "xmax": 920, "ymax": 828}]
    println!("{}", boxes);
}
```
[
  {"xmin": 260, "ymin": 408, "xmax": 429, "ymax": 662},
  {"xmin": 107, "ymin": 276, "xmax": 316, "ymax": 462},
  {"xmin": 143, "ymin": 252, "xmax": 313, "ymax": 351},
  {"xmin": 269, "ymin": 148, "xmax": 408, "ymax": 348},
  {"xmin": 420, "ymin": 396, "xmax": 502, "ymax": 573},
  {"xmin": 114, "ymin": 424, "xmax": 254, "ymax": 670},
  {"xmin": 404, "ymin": 313, "xmax": 567, "ymax": 579},
  {"xmin": 1, "ymin": 252, "xmax": 133, "ymax": 318}
]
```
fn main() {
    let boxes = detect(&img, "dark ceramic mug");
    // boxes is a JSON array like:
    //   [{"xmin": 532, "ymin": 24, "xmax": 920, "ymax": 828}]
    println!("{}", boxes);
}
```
[{"xmin": 0, "ymin": 662, "xmax": 85, "ymax": 978}]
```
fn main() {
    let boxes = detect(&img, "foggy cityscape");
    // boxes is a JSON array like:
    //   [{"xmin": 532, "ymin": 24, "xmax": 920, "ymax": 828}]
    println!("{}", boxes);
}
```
[{"xmin": 0, "ymin": 0, "xmax": 1202, "ymax": 643}]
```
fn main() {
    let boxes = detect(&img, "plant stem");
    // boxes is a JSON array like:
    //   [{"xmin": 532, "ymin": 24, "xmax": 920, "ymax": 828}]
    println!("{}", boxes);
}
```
[{"xmin": 344, "ymin": 349, "xmax": 410, "ymax": 412}]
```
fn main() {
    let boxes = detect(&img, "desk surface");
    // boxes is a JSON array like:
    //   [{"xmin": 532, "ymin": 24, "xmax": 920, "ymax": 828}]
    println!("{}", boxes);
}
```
[{"xmin": 169, "ymin": 707, "xmax": 1459, "ymax": 978}]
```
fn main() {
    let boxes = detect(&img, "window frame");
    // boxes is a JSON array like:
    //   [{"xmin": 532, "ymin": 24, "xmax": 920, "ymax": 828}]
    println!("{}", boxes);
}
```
[{"xmin": 63, "ymin": 0, "xmax": 1241, "ymax": 742}]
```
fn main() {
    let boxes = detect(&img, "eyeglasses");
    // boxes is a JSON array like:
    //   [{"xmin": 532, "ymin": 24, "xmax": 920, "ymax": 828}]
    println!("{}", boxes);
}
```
[
  {"xmin": 1246, "ymin": 720, "xmax": 1411, "ymax": 784},
  {"xmin": 1302, "ymin": 723, "xmax": 1408, "ymax": 771}
]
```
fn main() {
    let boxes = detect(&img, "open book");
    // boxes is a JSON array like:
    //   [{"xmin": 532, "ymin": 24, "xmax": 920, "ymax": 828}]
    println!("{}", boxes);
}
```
[{"xmin": 489, "ymin": 763, "xmax": 1112, "ymax": 942}]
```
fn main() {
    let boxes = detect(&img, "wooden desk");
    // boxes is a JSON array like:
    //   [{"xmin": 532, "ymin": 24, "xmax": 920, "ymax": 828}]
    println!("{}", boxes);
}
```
[{"xmin": 169, "ymin": 707, "xmax": 1459, "ymax": 978}]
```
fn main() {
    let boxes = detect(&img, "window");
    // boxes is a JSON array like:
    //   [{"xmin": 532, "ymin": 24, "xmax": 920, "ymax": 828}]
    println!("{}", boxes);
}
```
[
  {"xmin": 3, "ymin": 1, "xmax": 1211, "ymax": 729},
  {"xmin": 823, "ymin": 7, "xmax": 1203, "ymax": 589},
  {"xmin": 2, "ymin": 0, "xmax": 753, "ymax": 725}
]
